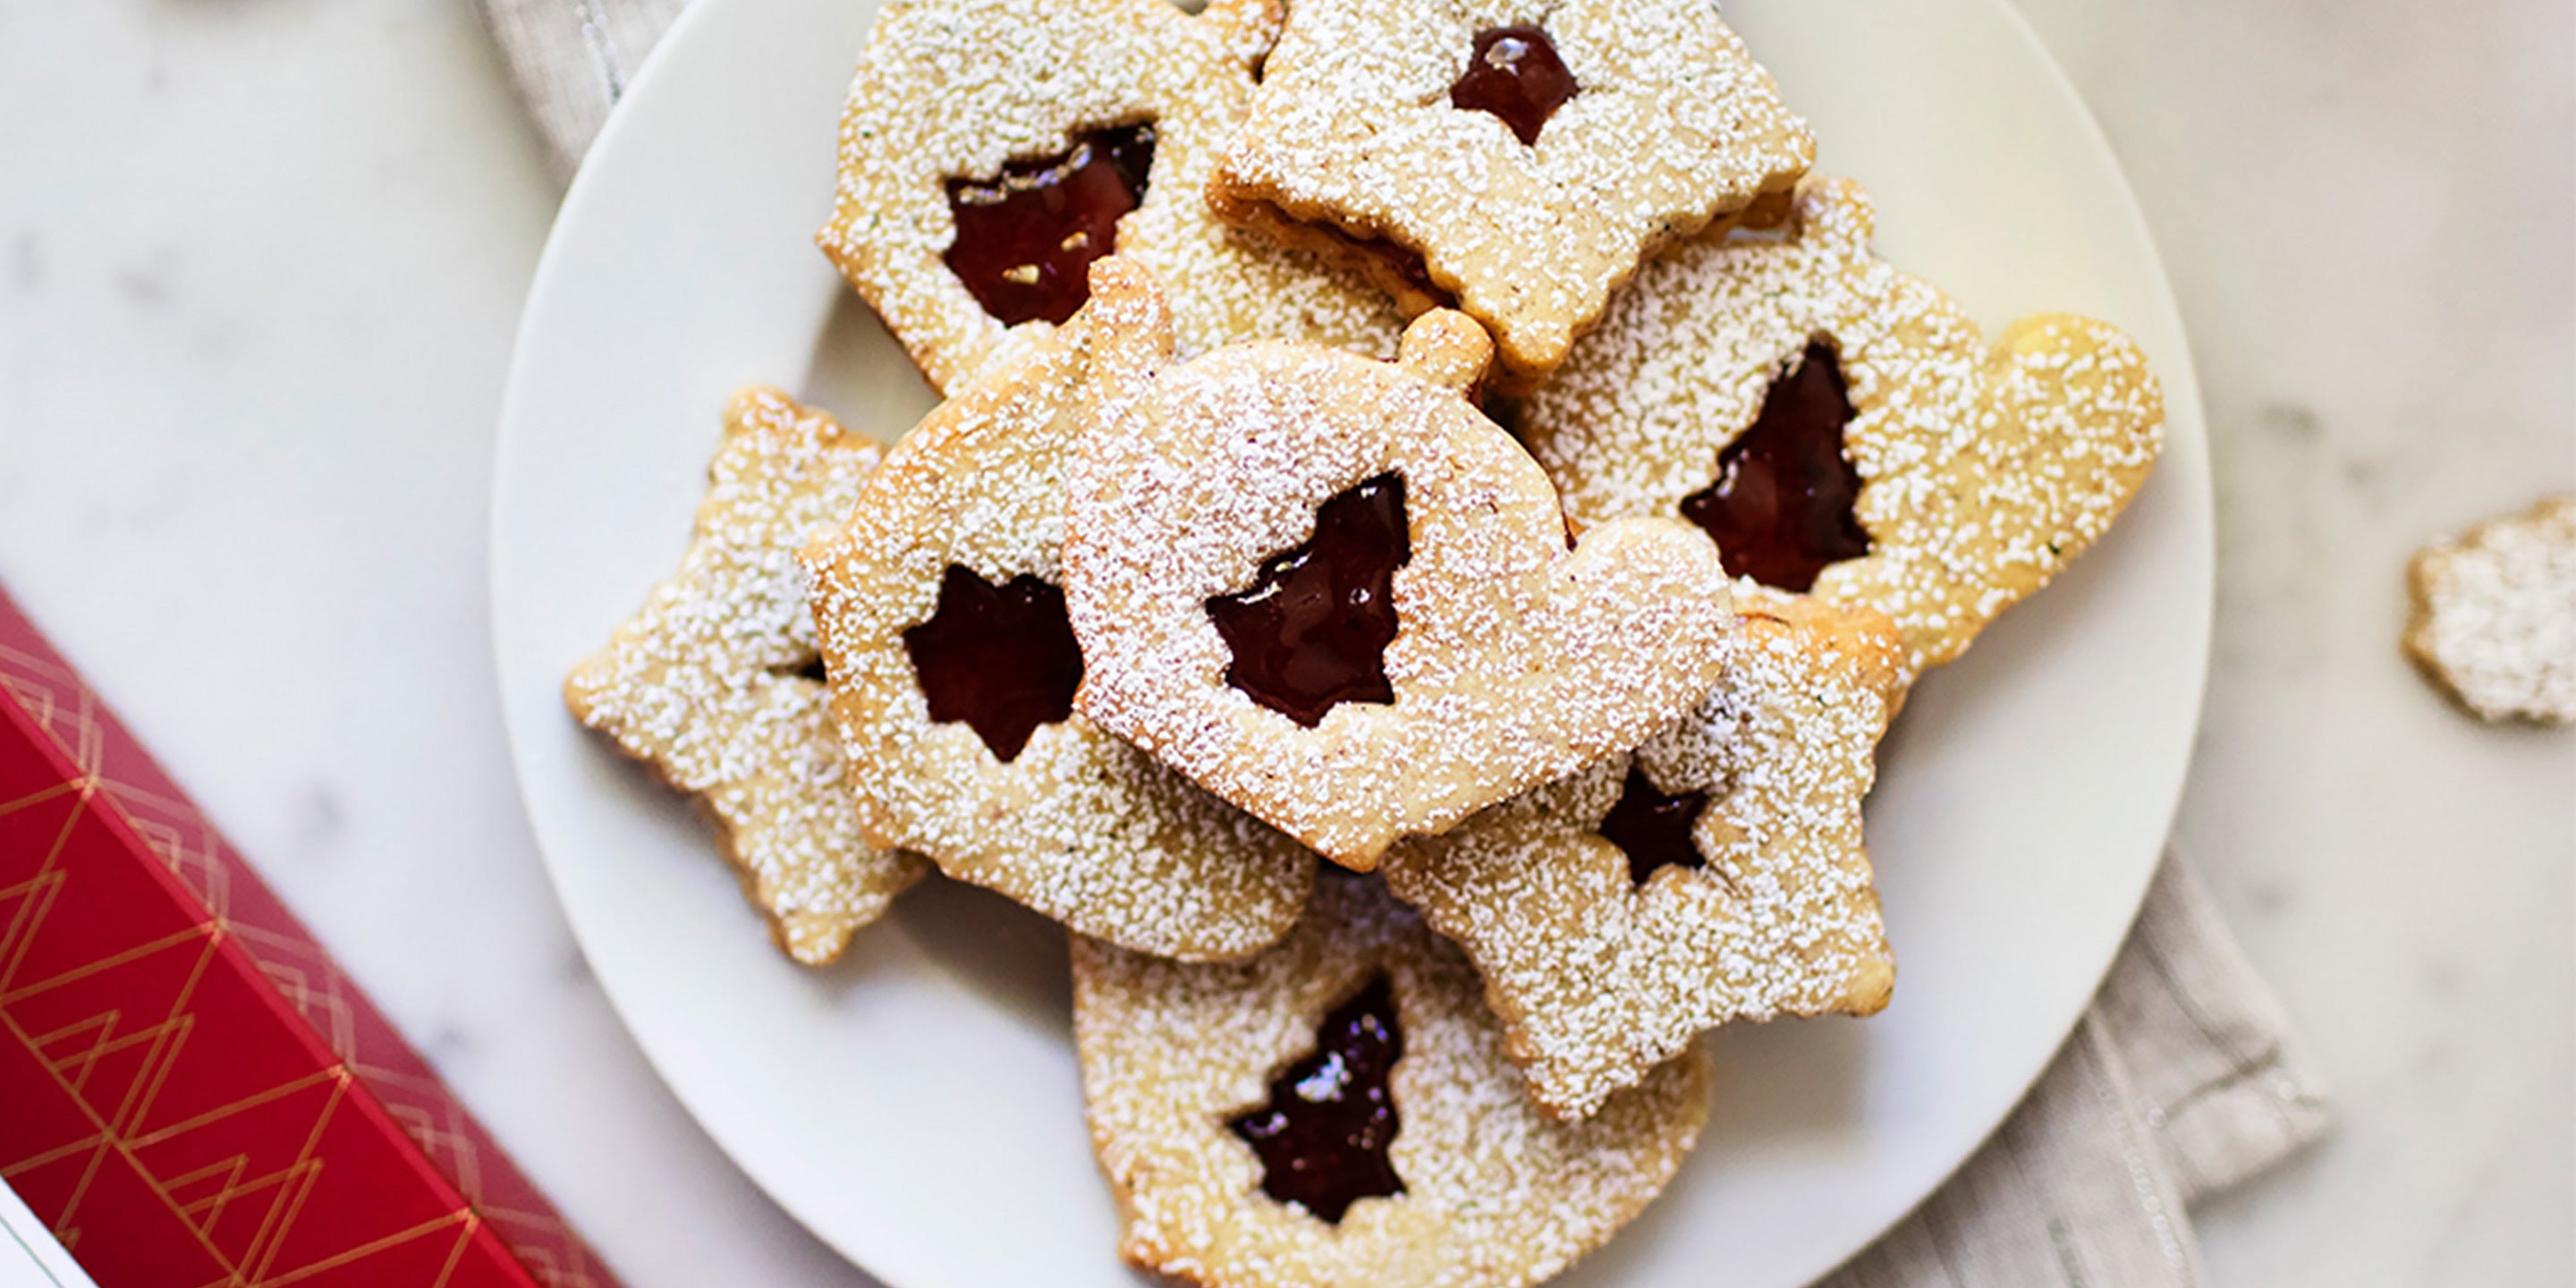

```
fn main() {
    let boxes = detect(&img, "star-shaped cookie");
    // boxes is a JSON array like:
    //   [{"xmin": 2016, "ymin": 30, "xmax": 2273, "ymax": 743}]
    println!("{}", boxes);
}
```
[
  {"xmin": 564, "ymin": 387, "xmax": 928, "ymax": 965},
  {"xmin": 1382, "ymin": 591, "xmax": 1902, "ymax": 1119}
]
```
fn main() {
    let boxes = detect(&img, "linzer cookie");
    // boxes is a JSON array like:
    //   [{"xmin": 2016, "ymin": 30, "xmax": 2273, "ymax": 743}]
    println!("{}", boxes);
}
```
[
  {"xmin": 2404, "ymin": 494, "xmax": 2576, "ymax": 724},
  {"xmin": 818, "ymin": 0, "xmax": 1402, "ymax": 395},
  {"xmin": 801, "ymin": 295, "xmax": 1315, "ymax": 961},
  {"xmin": 1208, "ymin": 0, "xmax": 1812, "ymax": 383},
  {"xmin": 1060, "ymin": 258, "xmax": 1737, "ymax": 869},
  {"xmin": 1072, "ymin": 873, "xmax": 1709, "ymax": 1288},
  {"xmin": 1382, "ymin": 592, "xmax": 1902, "ymax": 1119},
  {"xmin": 1520, "ymin": 175, "xmax": 2165, "ymax": 673},
  {"xmin": 564, "ymin": 387, "xmax": 928, "ymax": 965}
]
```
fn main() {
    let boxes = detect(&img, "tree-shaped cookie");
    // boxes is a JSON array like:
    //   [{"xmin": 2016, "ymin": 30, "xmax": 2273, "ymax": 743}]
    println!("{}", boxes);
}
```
[
  {"xmin": 1382, "ymin": 591, "xmax": 1902, "ymax": 1119},
  {"xmin": 1061, "ymin": 258, "xmax": 1737, "ymax": 869},
  {"xmin": 1208, "ymin": 0, "xmax": 1812, "ymax": 384},
  {"xmin": 1521, "ymin": 175, "xmax": 2166, "ymax": 674},
  {"xmin": 801, "ymin": 293, "xmax": 1314, "ymax": 961},
  {"xmin": 818, "ymin": 0, "xmax": 1402, "ymax": 394},
  {"xmin": 564, "ymin": 387, "xmax": 928, "ymax": 965},
  {"xmin": 1074, "ymin": 873, "xmax": 1709, "ymax": 1288}
]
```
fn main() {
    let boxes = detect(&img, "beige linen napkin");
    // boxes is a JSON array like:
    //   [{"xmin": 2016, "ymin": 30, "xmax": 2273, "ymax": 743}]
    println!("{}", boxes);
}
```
[{"xmin": 478, "ymin": 4, "xmax": 2331, "ymax": 1282}]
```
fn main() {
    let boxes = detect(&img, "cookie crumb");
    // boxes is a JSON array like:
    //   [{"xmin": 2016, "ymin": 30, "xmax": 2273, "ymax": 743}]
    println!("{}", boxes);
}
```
[{"xmin": 2405, "ymin": 495, "xmax": 2576, "ymax": 725}]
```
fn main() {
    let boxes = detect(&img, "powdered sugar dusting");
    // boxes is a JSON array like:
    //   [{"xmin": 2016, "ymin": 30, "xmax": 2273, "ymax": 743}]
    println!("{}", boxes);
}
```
[
  {"xmin": 1521, "ymin": 176, "xmax": 2166, "ymax": 674},
  {"xmin": 1211, "ymin": 0, "xmax": 1813, "ymax": 378},
  {"xmin": 801, "ymin": 307, "xmax": 1315, "ymax": 961},
  {"xmin": 1072, "ymin": 873, "xmax": 1709, "ymax": 1288},
  {"xmin": 819, "ymin": 0, "xmax": 1403, "ymax": 395},
  {"xmin": 564, "ymin": 387, "xmax": 928, "ymax": 965},
  {"xmin": 1384, "ymin": 591, "xmax": 1902, "ymax": 1118},
  {"xmin": 1061, "ymin": 265, "xmax": 1738, "ymax": 867},
  {"xmin": 2405, "ymin": 495, "xmax": 2576, "ymax": 724}
]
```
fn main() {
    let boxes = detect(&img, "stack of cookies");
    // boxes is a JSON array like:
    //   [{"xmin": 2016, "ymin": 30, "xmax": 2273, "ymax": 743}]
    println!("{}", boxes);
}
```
[{"xmin": 564, "ymin": 1, "xmax": 2166, "ymax": 1284}]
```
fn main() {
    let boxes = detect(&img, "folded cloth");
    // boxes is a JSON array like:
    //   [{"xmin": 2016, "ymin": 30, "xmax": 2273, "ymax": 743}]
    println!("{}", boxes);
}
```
[
  {"xmin": 476, "ymin": 5, "xmax": 2331, "ymax": 1283},
  {"xmin": 1827, "ymin": 859, "xmax": 2329, "ymax": 1286},
  {"xmin": 478, "ymin": 0, "xmax": 686, "ymax": 182}
]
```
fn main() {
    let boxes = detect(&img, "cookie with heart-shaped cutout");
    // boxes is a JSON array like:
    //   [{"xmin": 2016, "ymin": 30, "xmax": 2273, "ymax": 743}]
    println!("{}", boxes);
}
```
[
  {"xmin": 1207, "ymin": 0, "xmax": 1812, "ymax": 385},
  {"xmin": 1520, "ymin": 175, "xmax": 2166, "ymax": 674},
  {"xmin": 564, "ymin": 387, "xmax": 930, "ymax": 965},
  {"xmin": 1061, "ymin": 258, "xmax": 1737, "ymax": 869},
  {"xmin": 818, "ymin": 0, "xmax": 1403, "ymax": 395},
  {"xmin": 1074, "ymin": 871, "xmax": 1710, "ymax": 1288},
  {"xmin": 801, "ymin": 295, "xmax": 1315, "ymax": 961},
  {"xmin": 1381, "ymin": 590, "xmax": 1901, "ymax": 1119}
]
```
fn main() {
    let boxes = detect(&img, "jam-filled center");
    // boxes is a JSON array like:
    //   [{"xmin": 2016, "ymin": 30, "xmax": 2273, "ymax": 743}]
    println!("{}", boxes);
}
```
[
  {"xmin": 1229, "ymin": 976, "xmax": 1405, "ymax": 1223},
  {"xmin": 902, "ymin": 564, "xmax": 1084, "ymax": 762},
  {"xmin": 1208, "ymin": 474, "xmax": 1411, "ymax": 728},
  {"xmin": 1598, "ymin": 764, "xmax": 1709, "ymax": 886},
  {"xmin": 944, "ymin": 122, "xmax": 1156, "ymax": 327},
  {"xmin": 1680, "ymin": 340, "xmax": 1872, "ymax": 593},
  {"xmin": 1449, "ymin": 26, "xmax": 1579, "ymax": 146}
]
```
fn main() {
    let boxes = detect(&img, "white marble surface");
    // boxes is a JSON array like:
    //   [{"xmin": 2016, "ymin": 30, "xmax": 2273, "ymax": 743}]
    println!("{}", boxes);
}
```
[{"xmin": 0, "ymin": 0, "xmax": 2567, "ymax": 1284}]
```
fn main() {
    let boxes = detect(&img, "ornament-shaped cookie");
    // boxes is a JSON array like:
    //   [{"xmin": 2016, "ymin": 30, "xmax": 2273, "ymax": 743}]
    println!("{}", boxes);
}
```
[
  {"xmin": 1074, "ymin": 873, "xmax": 1709, "ymax": 1288},
  {"xmin": 564, "ymin": 387, "xmax": 928, "ymax": 965},
  {"xmin": 1062, "ymin": 258, "xmax": 1737, "ymax": 869},
  {"xmin": 818, "ymin": 0, "xmax": 1402, "ymax": 395},
  {"xmin": 1208, "ymin": 0, "xmax": 1812, "ymax": 384},
  {"xmin": 1382, "ymin": 592, "xmax": 1901, "ymax": 1119},
  {"xmin": 2404, "ymin": 494, "xmax": 2576, "ymax": 724},
  {"xmin": 801, "ymin": 295, "xmax": 1314, "ymax": 962},
  {"xmin": 1521, "ymin": 176, "xmax": 2166, "ymax": 673}
]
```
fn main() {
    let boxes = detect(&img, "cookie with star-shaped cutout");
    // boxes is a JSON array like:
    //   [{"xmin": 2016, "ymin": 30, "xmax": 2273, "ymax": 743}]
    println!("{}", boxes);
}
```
[
  {"xmin": 1208, "ymin": 0, "xmax": 1812, "ymax": 385},
  {"xmin": 1381, "ymin": 590, "xmax": 1902, "ymax": 1119},
  {"xmin": 818, "ymin": 0, "xmax": 1403, "ymax": 395},
  {"xmin": 1521, "ymin": 176, "xmax": 2165, "ymax": 674},
  {"xmin": 801, "ymin": 293, "xmax": 1314, "ymax": 962},
  {"xmin": 564, "ymin": 387, "xmax": 929, "ymax": 965},
  {"xmin": 1073, "ymin": 871, "xmax": 1710, "ymax": 1288},
  {"xmin": 1061, "ymin": 258, "xmax": 1737, "ymax": 869}
]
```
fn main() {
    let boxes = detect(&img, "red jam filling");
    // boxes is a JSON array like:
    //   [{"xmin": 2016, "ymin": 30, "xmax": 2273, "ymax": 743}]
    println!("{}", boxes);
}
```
[
  {"xmin": 901, "ymin": 564, "xmax": 1084, "ymax": 762},
  {"xmin": 944, "ymin": 123, "xmax": 1156, "ymax": 326},
  {"xmin": 1208, "ymin": 474, "xmax": 1411, "ymax": 728},
  {"xmin": 1598, "ymin": 764, "xmax": 1709, "ymax": 886},
  {"xmin": 1449, "ymin": 26, "xmax": 1579, "ymax": 146},
  {"xmin": 1680, "ymin": 341, "xmax": 1871, "ymax": 593},
  {"xmin": 1229, "ymin": 976, "xmax": 1404, "ymax": 1222}
]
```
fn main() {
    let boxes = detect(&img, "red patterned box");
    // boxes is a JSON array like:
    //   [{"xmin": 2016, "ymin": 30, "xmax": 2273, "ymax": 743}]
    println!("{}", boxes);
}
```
[{"xmin": 0, "ymin": 585, "xmax": 622, "ymax": 1288}]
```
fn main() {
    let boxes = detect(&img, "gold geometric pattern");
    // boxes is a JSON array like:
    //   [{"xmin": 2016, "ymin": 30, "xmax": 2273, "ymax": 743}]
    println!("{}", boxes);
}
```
[{"xmin": 0, "ymin": 610, "xmax": 614, "ymax": 1287}]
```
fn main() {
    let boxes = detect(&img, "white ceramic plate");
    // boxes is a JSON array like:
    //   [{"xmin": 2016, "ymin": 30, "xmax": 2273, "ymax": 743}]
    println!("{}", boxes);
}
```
[{"xmin": 491, "ymin": 1, "xmax": 2213, "ymax": 1284}]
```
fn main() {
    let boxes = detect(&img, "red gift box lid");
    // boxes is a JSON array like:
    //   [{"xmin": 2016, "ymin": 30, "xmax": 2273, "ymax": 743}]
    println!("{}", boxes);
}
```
[{"xmin": 0, "ymin": 585, "xmax": 623, "ymax": 1288}]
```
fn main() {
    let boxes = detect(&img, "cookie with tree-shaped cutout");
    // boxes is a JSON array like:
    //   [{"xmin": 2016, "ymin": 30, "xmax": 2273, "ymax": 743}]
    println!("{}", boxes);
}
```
[
  {"xmin": 1208, "ymin": 0, "xmax": 1812, "ymax": 384},
  {"xmin": 818, "ymin": 0, "xmax": 1402, "ymax": 394},
  {"xmin": 1521, "ymin": 175, "xmax": 2165, "ymax": 674},
  {"xmin": 564, "ymin": 387, "xmax": 928, "ymax": 965},
  {"xmin": 1062, "ymin": 258, "xmax": 1736, "ymax": 869},
  {"xmin": 801, "ymin": 295, "xmax": 1314, "ymax": 961},
  {"xmin": 1074, "ymin": 872, "xmax": 1709, "ymax": 1288},
  {"xmin": 1383, "ymin": 591, "xmax": 1901, "ymax": 1118}
]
